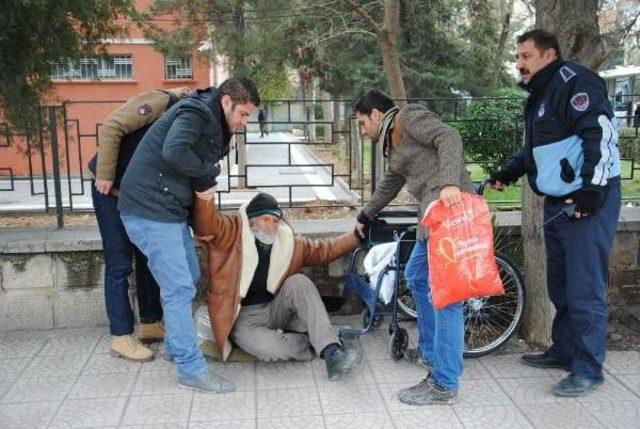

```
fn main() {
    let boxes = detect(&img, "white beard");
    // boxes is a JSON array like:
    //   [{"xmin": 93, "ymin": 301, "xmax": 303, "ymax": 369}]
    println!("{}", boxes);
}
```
[{"xmin": 251, "ymin": 226, "xmax": 276, "ymax": 245}]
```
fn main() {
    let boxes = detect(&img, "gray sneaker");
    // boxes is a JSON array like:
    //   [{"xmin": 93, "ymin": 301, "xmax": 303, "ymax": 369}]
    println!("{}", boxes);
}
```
[
  {"xmin": 178, "ymin": 367, "xmax": 234, "ymax": 393},
  {"xmin": 397, "ymin": 377, "xmax": 458, "ymax": 405},
  {"xmin": 404, "ymin": 348, "xmax": 434, "ymax": 372}
]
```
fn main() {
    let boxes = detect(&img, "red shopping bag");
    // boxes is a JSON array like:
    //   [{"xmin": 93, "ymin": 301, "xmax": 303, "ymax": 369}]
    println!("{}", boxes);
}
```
[{"xmin": 420, "ymin": 193, "xmax": 504, "ymax": 309}]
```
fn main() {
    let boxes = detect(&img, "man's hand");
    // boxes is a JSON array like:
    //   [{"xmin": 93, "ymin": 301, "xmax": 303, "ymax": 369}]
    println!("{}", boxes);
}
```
[
  {"xmin": 488, "ymin": 181, "xmax": 507, "ymax": 191},
  {"xmin": 195, "ymin": 187, "xmax": 216, "ymax": 201},
  {"xmin": 488, "ymin": 170, "xmax": 515, "ymax": 191},
  {"xmin": 565, "ymin": 187, "xmax": 605, "ymax": 219},
  {"xmin": 355, "ymin": 221, "xmax": 367, "ymax": 239},
  {"xmin": 439, "ymin": 185, "xmax": 462, "ymax": 208},
  {"xmin": 95, "ymin": 180, "xmax": 114, "ymax": 195}
]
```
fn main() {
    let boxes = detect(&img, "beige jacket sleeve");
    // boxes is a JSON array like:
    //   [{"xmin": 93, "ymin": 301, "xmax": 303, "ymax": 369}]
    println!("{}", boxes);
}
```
[{"xmin": 95, "ymin": 87, "xmax": 192, "ymax": 181}]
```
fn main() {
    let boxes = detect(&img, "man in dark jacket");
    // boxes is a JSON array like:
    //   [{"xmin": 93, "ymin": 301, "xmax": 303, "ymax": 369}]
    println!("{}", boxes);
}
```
[
  {"xmin": 118, "ymin": 76, "xmax": 260, "ymax": 394},
  {"xmin": 490, "ymin": 29, "xmax": 621, "ymax": 397},
  {"xmin": 353, "ymin": 90, "xmax": 474, "ymax": 406},
  {"xmin": 90, "ymin": 87, "xmax": 191, "ymax": 363}
]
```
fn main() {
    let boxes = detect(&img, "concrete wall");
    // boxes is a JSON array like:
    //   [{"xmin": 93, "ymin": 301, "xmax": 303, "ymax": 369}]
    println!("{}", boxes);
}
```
[{"xmin": 1, "ymin": 211, "xmax": 640, "ymax": 331}]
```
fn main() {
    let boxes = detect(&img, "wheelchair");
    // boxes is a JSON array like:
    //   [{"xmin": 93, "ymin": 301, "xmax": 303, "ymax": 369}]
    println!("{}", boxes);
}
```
[{"xmin": 340, "ymin": 182, "xmax": 525, "ymax": 360}]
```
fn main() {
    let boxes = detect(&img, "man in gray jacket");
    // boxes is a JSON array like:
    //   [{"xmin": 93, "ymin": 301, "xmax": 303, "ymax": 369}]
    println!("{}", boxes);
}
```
[
  {"xmin": 354, "ymin": 90, "xmax": 473, "ymax": 405},
  {"xmin": 118, "ymin": 76, "xmax": 260, "ymax": 393}
]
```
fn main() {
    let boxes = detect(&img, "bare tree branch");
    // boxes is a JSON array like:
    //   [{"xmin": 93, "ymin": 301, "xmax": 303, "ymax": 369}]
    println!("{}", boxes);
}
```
[{"xmin": 344, "ymin": 0, "xmax": 381, "ymax": 34}]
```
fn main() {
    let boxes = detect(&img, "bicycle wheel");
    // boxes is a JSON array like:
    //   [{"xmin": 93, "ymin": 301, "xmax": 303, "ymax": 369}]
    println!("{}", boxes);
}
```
[{"xmin": 463, "ymin": 252, "xmax": 525, "ymax": 357}]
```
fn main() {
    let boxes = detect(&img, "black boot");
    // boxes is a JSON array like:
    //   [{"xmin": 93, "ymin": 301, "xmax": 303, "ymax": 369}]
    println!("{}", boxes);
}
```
[
  {"xmin": 522, "ymin": 352, "xmax": 571, "ymax": 371},
  {"xmin": 323, "ymin": 345, "xmax": 363, "ymax": 381}
]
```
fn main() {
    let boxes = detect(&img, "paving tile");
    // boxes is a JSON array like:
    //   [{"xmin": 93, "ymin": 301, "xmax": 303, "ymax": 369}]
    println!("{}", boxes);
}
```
[
  {"xmin": 121, "ymin": 423, "xmax": 188, "ymax": 429},
  {"xmin": 20, "ymin": 352, "xmax": 91, "ymax": 379},
  {"xmin": 67, "ymin": 372, "xmax": 137, "ymax": 399},
  {"xmin": 460, "ymin": 358, "xmax": 493, "ymax": 381},
  {"xmin": 368, "ymin": 359, "xmax": 429, "ymax": 384},
  {"xmin": 81, "ymin": 352, "xmax": 142, "ymax": 375},
  {"xmin": 618, "ymin": 374, "xmax": 640, "ymax": 395},
  {"xmin": 256, "ymin": 387, "xmax": 321, "ymax": 418},
  {"xmin": 324, "ymin": 412, "xmax": 394, "ymax": 429},
  {"xmin": 48, "ymin": 397, "xmax": 127, "ymax": 428},
  {"xmin": 121, "ymin": 393, "xmax": 193, "ymax": 425},
  {"xmin": 480, "ymin": 355, "xmax": 546, "ymax": 379},
  {"xmin": 604, "ymin": 351, "xmax": 640, "ymax": 375},
  {"xmin": 132, "ymin": 369, "xmax": 185, "ymax": 396},
  {"xmin": 311, "ymin": 358, "xmax": 375, "ymax": 386},
  {"xmin": 257, "ymin": 415, "xmax": 324, "ymax": 429},
  {"xmin": 0, "ymin": 381, "xmax": 13, "ymax": 400},
  {"xmin": 455, "ymin": 379, "xmax": 513, "ymax": 407},
  {"xmin": 215, "ymin": 363, "xmax": 256, "ymax": 392},
  {"xmin": 256, "ymin": 361, "xmax": 315, "ymax": 389},
  {"xmin": 0, "ymin": 337, "xmax": 46, "ymax": 359},
  {"xmin": 0, "ymin": 400, "xmax": 61, "ymax": 427},
  {"xmin": 190, "ymin": 420, "xmax": 256, "ymax": 429},
  {"xmin": 455, "ymin": 404, "xmax": 533, "ymax": 428},
  {"xmin": 390, "ymin": 408, "xmax": 463, "ymax": 428},
  {"xmin": 358, "ymin": 332, "xmax": 393, "ymax": 361},
  {"xmin": 1, "ymin": 376, "xmax": 75, "ymax": 403},
  {"xmin": 189, "ymin": 391, "xmax": 256, "ymax": 422},
  {"xmin": 139, "ymin": 354, "xmax": 177, "ymax": 373},
  {"xmin": 519, "ymin": 402, "xmax": 604, "ymax": 428},
  {"xmin": 0, "ymin": 359, "xmax": 29, "ymax": 383},
  {"xmin": 576, "ymin": 376, "xmax": 638, "ymax": 403},
  {"xmin": 497, "ymin": 376, "xmax": 577, "ymax": 405},
  {"xmin": 121, "ymin": 424, "xmax": 188, "ymax": 429},
  {"xmin": 317, "ymin": 383, "xmax": 385, "ymax": 414},
  {"xmin": 39, "ymin": 332, "xmax": 101, "ymax": 355},
  {"xmin": 586, "ymin": 400, "xmax": 640, "ymax": 427}
]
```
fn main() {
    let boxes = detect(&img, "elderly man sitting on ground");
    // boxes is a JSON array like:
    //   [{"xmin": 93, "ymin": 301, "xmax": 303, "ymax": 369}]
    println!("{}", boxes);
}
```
[{"xmin": 193, "ymin": 190, "xmax": 362, "ymax": 380}]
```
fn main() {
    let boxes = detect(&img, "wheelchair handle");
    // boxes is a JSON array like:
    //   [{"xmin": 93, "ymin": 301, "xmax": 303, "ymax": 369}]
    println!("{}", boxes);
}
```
[{"xmin": 474, "ymin": 178, "xmax": 491, "ymax": 196}]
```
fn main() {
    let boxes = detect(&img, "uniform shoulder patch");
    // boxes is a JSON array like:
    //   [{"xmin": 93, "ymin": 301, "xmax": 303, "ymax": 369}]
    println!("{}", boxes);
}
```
[
  {"xmin": 570, "ymin": 92, "xmax": 589, "ymax": 112},
  {"xmin": 559, "ymin": 66, "xmax": 577, "ymax": 83},
  {"xmin": 137, "ymin": 103, "xmax": 153, "ymax": 116}
]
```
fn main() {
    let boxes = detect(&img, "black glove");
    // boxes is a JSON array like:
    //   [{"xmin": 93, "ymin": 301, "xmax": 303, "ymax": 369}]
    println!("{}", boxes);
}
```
[
  {"xmin": 192, "ymin": 175, "xmax": 217, "ymax": 192},
  {"xmin": 489, "ymin": 169, "xmax": 518, "ymax": 186},
  {"xmin": 574, "ymin": 186, "xmax": 605, "ymax": 216},
  {"xmin": 356, "ymin": 211, "xmax": 371, "ymax": 225}
]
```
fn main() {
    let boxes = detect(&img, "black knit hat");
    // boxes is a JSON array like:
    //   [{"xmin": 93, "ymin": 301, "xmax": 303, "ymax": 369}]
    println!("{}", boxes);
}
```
[{"xmin": 246, "ymin": 192, "xmax": 282, "ymax": 219}]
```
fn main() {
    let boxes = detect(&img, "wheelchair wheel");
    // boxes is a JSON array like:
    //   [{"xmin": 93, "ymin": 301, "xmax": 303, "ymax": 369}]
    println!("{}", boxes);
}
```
[
  {"xmin": 464, "ymin": 252, "xmax": 525, "ymax": 358},
  {"xmin": 396, "ymin": 278, "xmax": 417, "ymax": 318},
  {"xmin": 389, "ymin": 327, "xmax": 409, "ymax": 361},
  {"xmin": 361, "ymin": 307, "xmax": 384, "ymax": 330}
]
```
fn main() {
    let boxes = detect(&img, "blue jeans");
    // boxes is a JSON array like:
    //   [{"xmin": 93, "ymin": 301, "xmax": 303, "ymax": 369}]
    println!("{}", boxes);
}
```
[
  {"xmin": 91, "ymin": 183, "xmax": 162, "ymax": 336},
  {"xmin": 121, "ymin": 213, "xmax": 208, "ymax": 378},
  {"xmin": 404, "ymin": 240, "xmax": 464, "ymax": 391},
  {"xmin": 544, "ymin": 182, "xmax": 621, "ymax": 380}
]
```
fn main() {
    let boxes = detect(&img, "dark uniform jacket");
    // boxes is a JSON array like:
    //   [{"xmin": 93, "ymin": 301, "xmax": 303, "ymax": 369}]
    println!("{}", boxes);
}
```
[
  {"xmin": 501, "ymin": 59, "xmax": 621, "ymax": 198},
  {"xmin": 118, "ymin": 88, "xmax": 232, "ymax": 222}
]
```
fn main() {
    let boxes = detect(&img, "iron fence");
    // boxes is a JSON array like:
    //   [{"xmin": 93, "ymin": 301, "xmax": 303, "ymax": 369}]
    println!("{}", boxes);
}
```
[{"xmin": 1, "ymin": 96, "xmax": 639, "ymax": 228}]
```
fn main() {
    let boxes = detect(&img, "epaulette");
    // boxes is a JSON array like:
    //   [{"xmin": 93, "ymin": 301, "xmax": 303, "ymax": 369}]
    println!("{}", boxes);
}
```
[{"xmin": 559, "ymin": 66, "xmax": 577, "ymax": 83}]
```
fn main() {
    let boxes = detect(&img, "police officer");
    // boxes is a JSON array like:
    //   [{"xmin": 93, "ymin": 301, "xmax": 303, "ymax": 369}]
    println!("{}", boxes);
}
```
[{"xmin": 490, "ymin": 29, "xmax": 621, "ymax": 397}]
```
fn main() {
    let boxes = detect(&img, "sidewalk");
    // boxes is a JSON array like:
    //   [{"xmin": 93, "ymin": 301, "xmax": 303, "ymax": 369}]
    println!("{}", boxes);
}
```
[{"xmin": 0, "ymin": 322, "xmax": 638, "ymax": 428}]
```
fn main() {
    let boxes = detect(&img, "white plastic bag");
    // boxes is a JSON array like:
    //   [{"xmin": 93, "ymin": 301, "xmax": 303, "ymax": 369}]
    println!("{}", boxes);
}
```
[{"xmin": 363, "ymin": 242, "xmax": 397, "ymax": 304}]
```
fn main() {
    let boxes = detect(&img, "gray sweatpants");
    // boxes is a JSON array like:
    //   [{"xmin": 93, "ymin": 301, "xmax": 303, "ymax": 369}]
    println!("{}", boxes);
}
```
[{"xmin": 230, "ymin": 273, "xmax": 340, "ymax": 362}]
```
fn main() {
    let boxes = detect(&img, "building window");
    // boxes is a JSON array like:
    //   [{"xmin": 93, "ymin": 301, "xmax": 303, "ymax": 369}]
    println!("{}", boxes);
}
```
[
  {"xmin": 165, "ymin": 57, "xmax": 193, "ymax": 80},
  {"xmin": 51, "ymin": 55, "xmax": 133, "ymax": 80}
]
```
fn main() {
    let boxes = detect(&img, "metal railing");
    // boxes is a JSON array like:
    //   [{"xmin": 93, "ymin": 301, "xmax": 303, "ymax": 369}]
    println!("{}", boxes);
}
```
[{"xmin": 1, "ymin": 96, "xmax": 639, "ymax": 228}]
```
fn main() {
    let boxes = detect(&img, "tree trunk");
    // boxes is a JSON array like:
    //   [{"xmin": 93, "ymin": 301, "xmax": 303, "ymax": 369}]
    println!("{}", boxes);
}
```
[
  {"xmin": 520, "ymin": 183, "xmax": 554, "ymax": 346},
  {"xmin": 519, "ymin": 0, "xmax": 607, "ymax": 347},
  {"xmin": 322, "ymin": 91, "xmax": 333, "ymax": 143},
  {"xmin": 536, "ymin": 0, "xmax": 606, "ymax": 69},
  {"xmin": 379, "ymin": 0, "xmax": 406, "ymax": 100},
  {"xmin": 492, "ymin": 0, "xmax": 515, "ymax": 86}
]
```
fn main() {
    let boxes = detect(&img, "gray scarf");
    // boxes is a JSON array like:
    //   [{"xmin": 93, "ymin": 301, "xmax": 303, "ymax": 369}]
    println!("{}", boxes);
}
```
[{"xmin": 379, "ymin": 106, "xmax": 399, "ymax": 158}]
